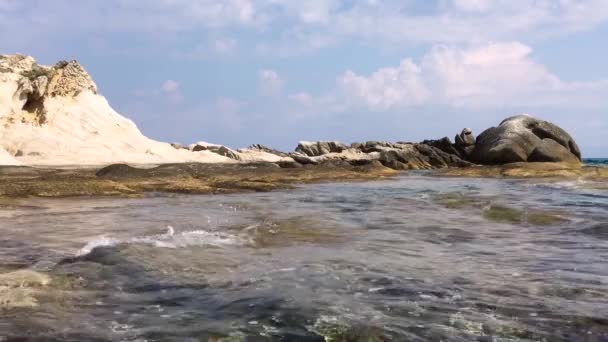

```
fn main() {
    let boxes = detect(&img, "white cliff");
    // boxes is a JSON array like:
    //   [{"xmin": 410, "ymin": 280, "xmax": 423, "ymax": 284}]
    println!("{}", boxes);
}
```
[{"xmin": 0, "ymin": 54, "xmax": 238, "ymax": 166}]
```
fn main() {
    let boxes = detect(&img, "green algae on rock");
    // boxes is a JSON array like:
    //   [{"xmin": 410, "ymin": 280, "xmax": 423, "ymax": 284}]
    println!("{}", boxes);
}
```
[
  {"xmin": 482, "ymin": 205, "xmax": 567, "ymax": 226},
  {"xmin": 0, "ymin": 161, "xmax": 398, "ymax": 199}
]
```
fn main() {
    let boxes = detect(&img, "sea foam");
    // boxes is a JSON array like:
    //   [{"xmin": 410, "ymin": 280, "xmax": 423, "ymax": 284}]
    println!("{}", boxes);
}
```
[{"xmin": 76, "ymin": 226, "xmax": 245, "ymax": 257}]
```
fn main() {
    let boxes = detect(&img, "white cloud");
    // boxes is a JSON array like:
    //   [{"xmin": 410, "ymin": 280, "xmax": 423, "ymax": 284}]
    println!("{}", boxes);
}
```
[
  {"xmin": 302, "ymin": 42, "xmax": 608, "ymax": 111},
  {"xmin": 161, "ymin": 80, "xmax": 184, "ymax": 103},
  {"xmin": 288, "ymin": 92, "xmax": 314, "ymax": 106},
  {"xmin": 214, "ymin": 38, "xmax": 237, "ymax": 54},
  {"xmin": 338, "ymin": 59, "xmax": 430, "ymax": 110},
  {"xmin": 3, "ymin": 1, "xmax": 608, "ymax": 53},
  {"xmin": 451, "ymin": 0, "xmax": 492, "ymax": 12},
  {"xmin": 161, "ymin": 80, "xmax": 180, "ymax": 93},
  {"xmin": 258, "ymin": 69, "xmax": 284, "ymax": 94}
]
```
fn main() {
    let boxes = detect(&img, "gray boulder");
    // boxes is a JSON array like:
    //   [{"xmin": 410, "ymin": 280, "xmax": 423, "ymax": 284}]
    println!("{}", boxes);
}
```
[
  {"xmin": 471, "ymin": 115, "xmax": 581, "ymax": 165},
  {"xmin": 454, "ymin": 128, "xmax": 476, "ymax": 159}
]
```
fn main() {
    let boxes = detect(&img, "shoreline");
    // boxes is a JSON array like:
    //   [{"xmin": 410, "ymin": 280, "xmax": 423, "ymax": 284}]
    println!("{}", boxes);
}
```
[{"xmin": 1, "ymin": 161, "xmax": 606, "ymax": 199}]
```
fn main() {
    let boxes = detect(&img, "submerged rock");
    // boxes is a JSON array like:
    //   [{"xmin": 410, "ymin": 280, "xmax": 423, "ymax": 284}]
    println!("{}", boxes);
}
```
[
  {"xmin": 471, "ymin": 115, "xmax": 581, "ymax": 165},
  {"xmin": 0, "ymin": 270, "xmax": 52, "ymax": 308},
  {"xmin": 482, "ymin": 205, "xmax": 567, "ymax": 226}
]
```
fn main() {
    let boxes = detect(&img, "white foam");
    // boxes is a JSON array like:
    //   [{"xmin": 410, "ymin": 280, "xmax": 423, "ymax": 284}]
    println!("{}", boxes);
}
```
[{"xmin": 76, "ymin": 226, "xmax": 244, "ymax": 257}]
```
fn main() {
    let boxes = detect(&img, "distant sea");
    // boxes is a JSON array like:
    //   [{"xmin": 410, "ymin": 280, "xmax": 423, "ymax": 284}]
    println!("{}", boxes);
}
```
[{"xmin": 583, "ymin": 158, "xmax": 608, "ymax": 166}]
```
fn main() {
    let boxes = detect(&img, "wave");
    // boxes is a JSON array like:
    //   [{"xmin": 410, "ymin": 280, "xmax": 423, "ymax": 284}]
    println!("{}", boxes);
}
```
[{"xmin": 76, "ymin": 226, "xmax": 246, "ymax": 257}]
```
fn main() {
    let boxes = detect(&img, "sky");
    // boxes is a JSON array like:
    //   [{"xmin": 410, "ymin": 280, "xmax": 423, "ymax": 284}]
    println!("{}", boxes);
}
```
[{"xmin": 1, "ymin": 0, "xmax": 607, "ymax": 156}]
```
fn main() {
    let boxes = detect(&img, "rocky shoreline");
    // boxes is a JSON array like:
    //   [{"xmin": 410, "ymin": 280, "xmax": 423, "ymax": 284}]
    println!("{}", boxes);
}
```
[
  {"xmin": 1, "ymin": 53, "xmax": 603, "ymax": 198},
  {"xmin": 0, "ymin": 161, "xmax": 399, "ymax": 198},
  {"xmin": 1, "ymin": 160, "xmax": 606, "ymax": 199}
]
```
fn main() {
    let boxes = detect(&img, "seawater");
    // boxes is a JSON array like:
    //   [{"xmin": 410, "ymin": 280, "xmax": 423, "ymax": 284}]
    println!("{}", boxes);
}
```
[
  {"xmin": 584, "ymin": 158, "xmax": 608, "ymax": 166},
  {"xmin": 0, "ymin": 174, "xmax": 607, "ymax": 341}
]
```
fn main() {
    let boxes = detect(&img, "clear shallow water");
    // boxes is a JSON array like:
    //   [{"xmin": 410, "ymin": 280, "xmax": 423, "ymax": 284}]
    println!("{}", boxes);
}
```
[{"xmin": 0, "ymin": 175, "xmax": 607, "ymax": 341}]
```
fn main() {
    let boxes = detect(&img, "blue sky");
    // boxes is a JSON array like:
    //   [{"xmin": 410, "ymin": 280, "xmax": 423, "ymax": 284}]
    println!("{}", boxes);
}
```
[{"xmin": 1, "ymin": 0, "xmax": 607, "ymax": 156}]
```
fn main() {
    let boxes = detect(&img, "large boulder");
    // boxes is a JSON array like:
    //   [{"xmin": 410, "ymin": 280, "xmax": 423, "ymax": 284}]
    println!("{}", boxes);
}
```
[{"xmin": 471, "ymin": 115, "xmax": 581, "ymax": 165}]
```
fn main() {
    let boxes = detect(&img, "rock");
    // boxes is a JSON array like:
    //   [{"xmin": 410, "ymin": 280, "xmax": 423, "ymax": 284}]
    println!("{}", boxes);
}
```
[
  {"xmin": 0, "ymin": 270, "xmax": 53, "ymax": 309},
  {"xmin": 190, "ymin": 143, "xmax": 240, "ymax": 160},
  {"xmin": 170, "ymin": 143, "xmax": 186, "ymax": 150},
  {"xmin": 421, "ymin": 137, "xmax": 462, "ymax": 158},
  {"xmin": 46, "ymin": 60, "xmax": 97, "ymax": 97},
  {"xmin": 471, "ymin": 115, "xmax": 581, "ymax": 165},
  {"xmin": 0, "ymin": 54, "xmax": 233, "ymax": 166},
  {"xmin": 454, "ymin": 128, "xmax": 476, "ymax": 159},
  {"xmin": 248, "ymin": 144, "xmax": 289, "ymax": 157},
  {"xmin": 455, "ymin": 128, "xmax": 475, "ymax": 146},
  {"xmin": 289, "ymin": 153, "xmax": 319, "ymax": 165},
  {"xmin": 295, "ymin": 141, "xmax": 348, "ymax": 157},
  {"xmin": 277, "ymin": 160, "xmax": 303, "ymax": 168},
  {"xmin": 213, "ymin": 146, "xmax": 240, "ymax": 160},
  {"xmin": 96, "ymin": 164, "xmax": 142, "ymax": 177},
  {"xmin": 528, "ymin": 138, "xmax": 580, "ymax": 163},
  {"xmin": 360, "ymin": 141, "xmax": 395, "ymax": 153},
  {"xmin": 378, "ymin": 144, "xmax": 473, "ymax": 170}
]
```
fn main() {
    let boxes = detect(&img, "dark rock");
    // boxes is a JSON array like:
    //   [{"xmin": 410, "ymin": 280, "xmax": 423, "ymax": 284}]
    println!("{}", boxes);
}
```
[
  {"xmin": 290, "ymin": 153, "xmax": 319, "ymax": 165},
  {"xmin": 360, "ymin": 141, "xmax": 395, "ymax": 153},
  {"xmin": 377, "ymin": 143, "xmax": 473, "ymax": 171},
  {"xmin": 96, "ymin": 164, "xmax": 142, "ymax": 177},
  {"xmin": 350, "ymin": 142, "xmax": 364, "ymax": 151},
  {"xmin": 213, "ymin": 146, "xmax": 240, "ymax": 160},
  {"xmin": 378, "ymin": 148, "xmax": 425, "ymax": 170},
  {"xmin": 277, "ymin": 160, "xmax": 303, "ymax": 168},
  {"xmin": 191, "ymin": 144, "xmax": 209, "ymax": 152},
  {"xmin": 455, "ymin": 128, "xmax": 475, "ymax": 146},
  {"xmin": 528, "ymin": 138, "xmax": 580, "ymax": 163},
  {"xmin": 295, "ymin": 141, "xmax": 348, "ymax": 156},
  {"xmin": 421, "ymin": 137, "xmax": 462, "ymax": 158},
  {"xmin": 471, "ymin": 115, "xmax": 581, "ymax": 165},
  {"xmin": 192, "ymin": 144, "xmax": 240, "ymax": 160},
  {"xmin": 415, "ymin": 144, "xmax": 473, "ymax": 168}
]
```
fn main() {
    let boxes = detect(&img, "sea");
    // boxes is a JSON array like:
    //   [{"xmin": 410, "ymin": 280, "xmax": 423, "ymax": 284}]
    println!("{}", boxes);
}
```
[
  {"xmin": 584, "ymin": 158, "xmax": 608, "ymax": 167},
  {"xmin": 0, "ymin": 173, "xmax": 607, "ymax": 341}
]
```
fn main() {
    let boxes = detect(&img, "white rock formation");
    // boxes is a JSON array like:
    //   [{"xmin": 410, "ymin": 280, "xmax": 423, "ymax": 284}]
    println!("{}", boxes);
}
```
[
  {"xmin": 0, "ymin": 54, "xmax": 237, "ymax": 166},
  {"xmin": 0, "ymin": 147, "xmax": 20, "ymax": 165}
]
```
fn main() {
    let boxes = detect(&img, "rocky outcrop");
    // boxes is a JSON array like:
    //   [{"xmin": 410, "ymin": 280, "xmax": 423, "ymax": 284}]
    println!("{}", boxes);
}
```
[
  {"xmin": 377, "ymin": 143, "xmax": 473, "ymax": 170},
  {"xmin": 421, "ymin": 137, "xmax": 463, "ymax": 158},
  {"xmin": 247, "ymin": 144, "xmax": 290, "ymax": 157},
  {"xmin": 0, "ymin": 54, "xmax": 234, "ymax": 165},
  {"xmin": 296, "ymin": 141, "xmax": 348, "ymax": 157},
  {"xmin": 286, "ymin": 140, "xmax": 473, "ymax": 170},
  {"xmin": 189, "ymin": 142, "xmax": 241, "ymax": 160},
  {"xmin": 471, "ymin": 115, "xmax": 581, "ymax": 165},
  {"xmin": 454, "ymin": 128, "xmax": 476, "ymax": 158}
]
